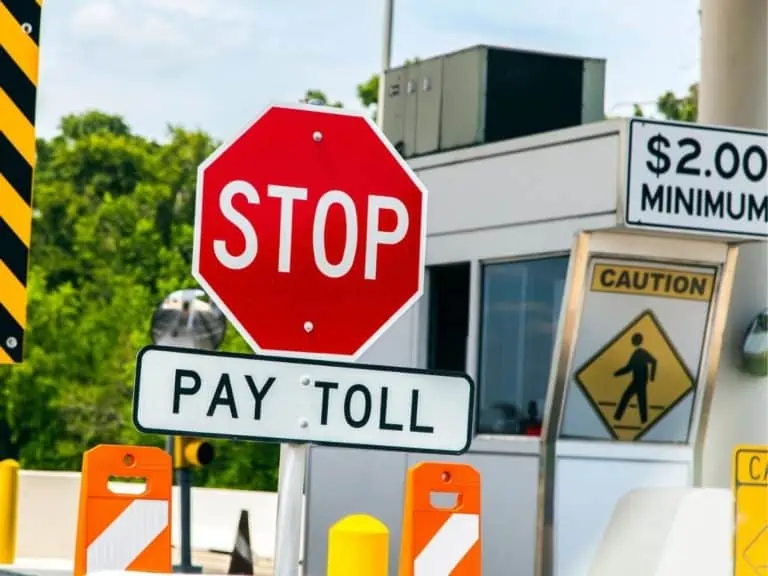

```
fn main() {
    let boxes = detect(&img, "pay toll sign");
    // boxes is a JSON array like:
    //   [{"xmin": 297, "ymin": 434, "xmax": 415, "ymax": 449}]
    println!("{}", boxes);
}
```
[
  {"xmin": 733, "ymin": 446, "xmax": 768, "ymax": 576},
  {"xmin": 132, "ymin": 346, "xmax": 474, "ymax": 455}
]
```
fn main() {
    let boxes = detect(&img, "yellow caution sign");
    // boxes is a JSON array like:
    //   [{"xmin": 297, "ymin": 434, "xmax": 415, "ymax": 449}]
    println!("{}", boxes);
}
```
[
  {"xmin": 573, "ymin": 309, "xmax": 695, "ymax": 441},
  {"xmin": 733, "ymin": 446, "xmax": 768, "ymax": 576},
  {"xmin": 591, "ymin": 263, "xmax": 715, "ymax": 302},
  {"xmin": 0, "ymin": 0, "xmax": 43, "ymax": 364}
]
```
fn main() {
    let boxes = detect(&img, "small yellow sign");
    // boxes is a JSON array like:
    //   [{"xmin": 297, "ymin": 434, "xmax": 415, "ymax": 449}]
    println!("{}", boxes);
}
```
[
  {"xmin": 734, "ymin": 445, "xmax": 768, "ymax": 576},
  {"xmin": 573, "ymin": 309, "xmax": 695, "ymax": 441},
  {"xmin": 591, "ymin": 263, "xmax": 715, "ymax": 302}
]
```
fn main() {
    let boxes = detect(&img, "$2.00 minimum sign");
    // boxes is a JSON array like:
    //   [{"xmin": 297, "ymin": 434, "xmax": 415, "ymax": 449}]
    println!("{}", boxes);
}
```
[
  {"xmin": 132, "ymin": 346, "xmax": 475, "ymax": 455},
  {"xmin": 625, "ymin": 118, "xmax": 768, "ymax": 239}
]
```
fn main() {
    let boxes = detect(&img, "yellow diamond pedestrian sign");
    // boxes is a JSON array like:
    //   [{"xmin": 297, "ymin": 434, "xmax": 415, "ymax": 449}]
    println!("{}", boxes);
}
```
[
  {"xmin": 573, "ymin": 309, "xmax": 695, "ymax": 441},
  {"xmin": 734, "ymin": 446, "xmax": 768, "ymax": 576}
]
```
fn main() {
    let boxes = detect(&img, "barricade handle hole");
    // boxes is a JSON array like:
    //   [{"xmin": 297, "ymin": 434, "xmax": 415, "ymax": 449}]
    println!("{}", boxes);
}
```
[
  {"xmin": 429, "ymin": 491, "xmax": 459, "ymax": 510},
  {"xmin": 107, "ymin": 475, "xmax": 147, "ymax": 496}
]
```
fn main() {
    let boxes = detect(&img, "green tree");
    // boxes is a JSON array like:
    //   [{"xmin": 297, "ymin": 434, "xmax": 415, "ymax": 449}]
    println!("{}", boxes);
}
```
[
  {"xmin": 634, "ymin": 83, "xmax": 699, "ymax": 122},
  {"xmin": 301, "ymin": 89, "xmax": 343, "ymax": 108},
  {"xmin": 356, "ymin": 74, "xmax": 378, "ymax": 110}
]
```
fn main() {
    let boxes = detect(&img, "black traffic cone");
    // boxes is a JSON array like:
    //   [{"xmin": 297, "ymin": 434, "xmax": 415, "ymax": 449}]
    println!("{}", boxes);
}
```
[{"xmin": 227, "ymin": 509, "xmax": 254, "ymax": 575}]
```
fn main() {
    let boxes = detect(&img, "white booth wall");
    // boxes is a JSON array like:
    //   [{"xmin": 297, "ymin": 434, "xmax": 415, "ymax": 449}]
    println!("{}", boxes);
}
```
[{"xmin": 304, "ymin": 120, "xmax": 624, "ymax": 576}]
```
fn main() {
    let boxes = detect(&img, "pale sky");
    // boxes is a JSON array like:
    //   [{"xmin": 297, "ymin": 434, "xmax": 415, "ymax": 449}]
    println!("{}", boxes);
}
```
[{"xmin": 36, "ymin": 0, "xmax": 701, "ymax": 142}]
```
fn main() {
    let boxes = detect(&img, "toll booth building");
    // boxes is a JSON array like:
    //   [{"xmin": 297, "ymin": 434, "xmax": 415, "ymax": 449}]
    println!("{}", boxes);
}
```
[{"xmin": 304, "ymin": 45, "xmax": 767, "ymax": 576}]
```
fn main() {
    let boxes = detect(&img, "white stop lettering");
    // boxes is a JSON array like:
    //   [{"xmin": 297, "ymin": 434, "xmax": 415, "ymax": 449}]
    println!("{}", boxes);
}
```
[{"xmin": 211, "ymin": 180, "xmax": 409, "ymax": 280}]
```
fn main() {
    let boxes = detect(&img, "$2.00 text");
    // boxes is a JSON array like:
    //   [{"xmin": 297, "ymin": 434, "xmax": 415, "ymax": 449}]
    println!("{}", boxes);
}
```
[{"xmin": 645, "ymin": 133, "xmax": 767, "ymax": 183}]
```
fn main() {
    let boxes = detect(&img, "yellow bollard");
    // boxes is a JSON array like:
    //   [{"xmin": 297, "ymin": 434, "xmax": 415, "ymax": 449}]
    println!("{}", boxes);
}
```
[
  {"xmin": 327, "ymin": 514, "xmax": 389, "ymax": 576},
  {"xmin": 0, "ymin": 459, "xmax": 19, "ymax": 564}
]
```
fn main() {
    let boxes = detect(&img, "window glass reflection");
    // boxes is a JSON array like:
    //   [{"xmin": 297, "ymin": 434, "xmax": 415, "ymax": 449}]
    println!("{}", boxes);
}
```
[{"xmin": 477, "ymin": 256, "xmax": 569, "ymax": 435}]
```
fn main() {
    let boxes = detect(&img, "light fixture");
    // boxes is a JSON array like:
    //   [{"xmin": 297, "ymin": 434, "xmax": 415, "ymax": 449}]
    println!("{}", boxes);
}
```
[{"xmin": 740, "ymin": 308, "xmax": 768, "ymax": 377}]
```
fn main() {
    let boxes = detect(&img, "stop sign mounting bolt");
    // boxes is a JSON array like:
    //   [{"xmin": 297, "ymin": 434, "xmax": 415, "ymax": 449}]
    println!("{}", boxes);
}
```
[
  {"xmin": 298, "ymin": 417, "xmax": 309, "ymax": 429},
  {"xmin": 300, "ymin": 375, "xmax": 311, "ymax": 387},
  {"xmin": 312, "ymin": 131, "xmax": 322, "ymax": 142},
  {"xmin": 304, "ymin": 321, "xmax": 314, "ymax": 333}
]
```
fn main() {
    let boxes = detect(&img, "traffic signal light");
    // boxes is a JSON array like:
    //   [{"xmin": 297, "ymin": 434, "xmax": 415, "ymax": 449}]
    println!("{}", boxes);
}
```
[{"xmin": 173, "ymin": 436, "xmax": 215, "ymax": 469}]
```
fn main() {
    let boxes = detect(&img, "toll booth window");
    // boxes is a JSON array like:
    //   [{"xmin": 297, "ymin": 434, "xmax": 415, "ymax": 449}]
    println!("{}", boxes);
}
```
[
  {"xmin": 426, "ymin": 263, "xmax": 470, "ymax": 373},
  {"xmin": 476, "ymin": 256, "xmax": 569, "ymax": 436}
]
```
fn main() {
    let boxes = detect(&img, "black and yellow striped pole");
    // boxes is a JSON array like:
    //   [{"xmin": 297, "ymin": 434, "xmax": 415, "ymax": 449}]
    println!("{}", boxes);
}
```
[{"xmin": 0, "ymin": 0, "xmax": 43, "ymax": 364}]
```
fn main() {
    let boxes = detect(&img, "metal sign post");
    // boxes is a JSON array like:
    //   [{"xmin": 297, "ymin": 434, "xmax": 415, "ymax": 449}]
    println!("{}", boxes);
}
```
[{"xmin": 273, "ymin": 443, "xmax": 307, "ymax": 575}]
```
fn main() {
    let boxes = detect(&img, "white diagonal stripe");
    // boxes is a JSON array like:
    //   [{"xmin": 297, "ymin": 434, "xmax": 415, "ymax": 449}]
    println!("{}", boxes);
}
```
[
  {"xmin": 414, "ymin": 513, "xmax": 479, "ymax": 576},
  {"xmin": 234, "ymin": 534, "xmax": 250, "ymax": 559},
  {"xmin": 86, "ymin": 499, "xmax": 168, "ymax": 572}
]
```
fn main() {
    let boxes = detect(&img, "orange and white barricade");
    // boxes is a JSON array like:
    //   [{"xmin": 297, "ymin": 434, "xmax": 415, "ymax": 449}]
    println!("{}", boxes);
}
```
[
  {"xmin": 74, "ymin": 444, "xmax": 172, "ymax": 576},
  {"xmin": 399, "ymin": 462, "xmax": 481, "ymax": 576}
]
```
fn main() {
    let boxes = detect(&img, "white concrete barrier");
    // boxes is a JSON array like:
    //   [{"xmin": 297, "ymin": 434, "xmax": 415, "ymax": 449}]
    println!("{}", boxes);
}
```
[
  {"xmin": 0, "ymin": 557, "xmax": 73, "ymax": 576},
  {"xmin": 589, "ymin": 487, "xmax": 734, "ymax": 576},
  {"xmin": 17, "ymin": 472, "xmax": 81, "ymax": 560},
  {"xmin": 15, "ymin": 470, "xmax": 278, "ymax": 562}
]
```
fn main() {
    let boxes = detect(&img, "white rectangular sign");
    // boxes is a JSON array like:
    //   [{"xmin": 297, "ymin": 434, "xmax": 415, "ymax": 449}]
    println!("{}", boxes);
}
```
[
  {"xmin": 625, "ymin": 118, "xmax": 768, "ymax": 238},
  {"xmin": 133, "ymin": 346, "xmax": 475, "ymax": 454}
]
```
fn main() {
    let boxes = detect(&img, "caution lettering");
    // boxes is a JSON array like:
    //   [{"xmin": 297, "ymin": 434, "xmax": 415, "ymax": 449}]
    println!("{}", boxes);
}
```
[
  {"xmin": 591, "ymin": 263, "xmax": 715, "ymax": 301},
  {"xmin": 736, "ymin": 449, "xmax": 768, "ymax": 486}
]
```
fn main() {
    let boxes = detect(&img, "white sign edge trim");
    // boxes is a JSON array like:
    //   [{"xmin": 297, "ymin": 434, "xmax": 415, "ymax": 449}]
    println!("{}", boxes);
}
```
[
  {"xmin": 191, "ymin": 102, "xmax": 429, "ymax": 361},
  {"xmin": 131, "ymin": 345, "xmax": 476, "ymax": 456},
  {"xmin": 623, "ymin": 117, "xmax": 768, "ymax": 239}
]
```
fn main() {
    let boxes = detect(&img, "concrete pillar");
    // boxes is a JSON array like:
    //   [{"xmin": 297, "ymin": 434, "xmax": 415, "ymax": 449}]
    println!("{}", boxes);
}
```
[
  {"xmin": 698, "ymin": 0, "xmax": 768, "ymax": 488},
  {"xmin": 699, "ymin": 0, "xmax": 767, "ymax": 129}
]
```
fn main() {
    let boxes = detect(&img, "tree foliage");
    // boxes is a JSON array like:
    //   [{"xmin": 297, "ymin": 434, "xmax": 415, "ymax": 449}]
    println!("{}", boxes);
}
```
[
  {"xmin": 301, "ymin": 89, "xmax": 343, "ymax": 108},
  {"xmin": 634, "ymin": 83, "xmax": 699, "ymax": 122},
  {"xmin": 0, "ymin": 111, "xmax": 278, "ymax": 490}
]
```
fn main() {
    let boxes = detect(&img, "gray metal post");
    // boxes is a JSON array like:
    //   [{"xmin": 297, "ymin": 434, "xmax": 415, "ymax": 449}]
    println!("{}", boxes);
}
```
[
  {"xmin": 178, "ymin": 467, "xmax": 193, "ymax": 572},
  {"xmin": 376, "ymin": 0, "xmax": 395, "ymax": 128}
]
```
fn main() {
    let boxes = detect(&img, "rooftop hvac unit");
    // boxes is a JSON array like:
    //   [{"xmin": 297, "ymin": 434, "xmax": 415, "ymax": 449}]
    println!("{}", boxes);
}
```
[{"xmin": 381, "ymin": 44, "xmax": 606, "ymax": 159}]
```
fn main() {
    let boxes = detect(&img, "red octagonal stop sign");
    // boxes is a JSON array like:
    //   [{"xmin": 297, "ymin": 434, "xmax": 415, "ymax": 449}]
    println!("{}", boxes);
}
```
[{"xmin": 193, "ymin": 104, "xmax": 427, "ymax": 360}]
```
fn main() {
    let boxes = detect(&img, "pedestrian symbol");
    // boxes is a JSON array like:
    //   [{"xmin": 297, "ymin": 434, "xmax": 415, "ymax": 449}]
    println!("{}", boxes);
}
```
[
  {"xmin": 613, "ymin": 332, "xmax": 657, "ymax": 424},
  {"xmin": 573, "ymin": 309, "xmax": 695, "ymax": 441}
]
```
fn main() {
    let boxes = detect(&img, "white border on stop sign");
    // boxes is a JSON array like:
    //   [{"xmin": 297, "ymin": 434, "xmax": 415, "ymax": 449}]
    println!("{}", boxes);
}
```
[{"xmin": 191, "ymin": 102, "xmax": 429, "ymax": 361}]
